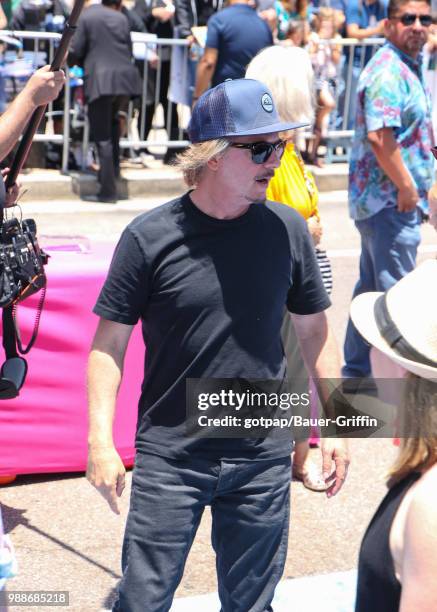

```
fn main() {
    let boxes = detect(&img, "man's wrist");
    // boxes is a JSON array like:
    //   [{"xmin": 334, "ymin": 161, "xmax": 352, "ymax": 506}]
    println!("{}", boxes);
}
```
[
  {"xmin": 397, "ymin": 180, "xmax": 416, "ymax": 193},
  {"xmin": 17, "ymin": 89, "xmax": 37, "ymax": 112},
  {"xmin": 88, "ymin": 437, "xmax": 115, "ymax": 450}
]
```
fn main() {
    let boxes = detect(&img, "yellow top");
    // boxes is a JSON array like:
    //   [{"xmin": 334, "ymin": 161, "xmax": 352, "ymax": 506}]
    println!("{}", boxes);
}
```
[{"xmin": 266, "ymin": 142, "xmax": 319, "ymax": 220}]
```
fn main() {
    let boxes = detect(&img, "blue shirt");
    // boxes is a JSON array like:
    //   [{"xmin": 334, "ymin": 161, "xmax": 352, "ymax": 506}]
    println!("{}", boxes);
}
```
[
  {"xmin": 346, "ymin": 0, "xmax": 388, "ymax": 65},
  {"xmin": 206, "ymin": 3, "xmax": 273, "ymax": 86},
  {"xmin": 348, "ymin": 43, "xmax": 434, "ymax": 220}
]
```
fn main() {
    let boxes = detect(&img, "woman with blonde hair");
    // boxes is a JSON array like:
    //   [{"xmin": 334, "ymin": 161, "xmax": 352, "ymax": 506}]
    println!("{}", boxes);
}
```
[
  {"xmin": 246, "ymin": 45, "xmax": 332, "ymax": 491},
  {"xmin": 350, "ymin": 259, "xmax": 437, "ymax": 611},
  {"xmin": 246, "ymin": 46, "xmax": 321, "ymax": 242}
]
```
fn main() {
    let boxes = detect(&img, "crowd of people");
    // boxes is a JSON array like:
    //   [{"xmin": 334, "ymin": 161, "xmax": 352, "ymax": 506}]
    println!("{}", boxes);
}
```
[
  {"xmin": 0, "ymin": 0, "xmax": 435, "ymax": 192},
  {"xmin": 0, "ymin": 0, "xmax": 437, "ymax": 610}
]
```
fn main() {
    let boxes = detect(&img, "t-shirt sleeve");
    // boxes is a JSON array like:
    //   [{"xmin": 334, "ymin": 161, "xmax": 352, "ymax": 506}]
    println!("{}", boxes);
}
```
[
  {"xmin": 363, "ymin": 71, "xmax": 403, "ymax": 132},
  {"xmin": 345, "ymin": 0, "xmax": 360, "ymax": 25},
  {"xmin": 205, "ymin": 15, "xmax": 220, "ymax": 49},
  {"xmin": 286, "ymin": 216, "xmax": 331, "ymax": 315},
  {"xmin": 93, "ymin": 227, "xmax": 149, "ymax": 325}
]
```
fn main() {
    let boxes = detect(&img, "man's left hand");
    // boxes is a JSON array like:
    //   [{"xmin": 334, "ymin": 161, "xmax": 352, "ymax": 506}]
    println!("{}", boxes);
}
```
[{"xmin": 320, "ymin": 438, "xmax": 350, "ymax": 498}]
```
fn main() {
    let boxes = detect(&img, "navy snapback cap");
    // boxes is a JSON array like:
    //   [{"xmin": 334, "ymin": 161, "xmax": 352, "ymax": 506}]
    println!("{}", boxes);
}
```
[{"xmin": 188, "ymin": 78, "xmax": 309, "ymax": 144}]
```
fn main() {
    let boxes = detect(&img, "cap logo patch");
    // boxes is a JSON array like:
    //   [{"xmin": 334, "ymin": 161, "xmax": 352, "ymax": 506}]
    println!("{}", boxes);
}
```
[{"xmin": 261, "ymin": 93, "xmax": 273, "ymax": 113}]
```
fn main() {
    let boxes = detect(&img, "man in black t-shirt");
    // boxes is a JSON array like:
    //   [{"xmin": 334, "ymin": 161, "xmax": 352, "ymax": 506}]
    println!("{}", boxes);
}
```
[{"xmin": 87, "ymin": 78, "xmax": 350, "ymax": 612}]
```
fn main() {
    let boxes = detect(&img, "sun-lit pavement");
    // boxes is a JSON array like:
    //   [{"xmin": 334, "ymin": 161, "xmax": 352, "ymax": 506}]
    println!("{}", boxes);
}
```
[{"xmin": 1, "ymin": 189, "xmax": 436, "ymax": 610}]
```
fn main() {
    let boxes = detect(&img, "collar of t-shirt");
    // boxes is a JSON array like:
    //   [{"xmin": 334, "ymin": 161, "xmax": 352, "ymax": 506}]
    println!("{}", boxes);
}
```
[{"xmin": 385, "ymin": 41, "xmax": 424, "ymax": 80}]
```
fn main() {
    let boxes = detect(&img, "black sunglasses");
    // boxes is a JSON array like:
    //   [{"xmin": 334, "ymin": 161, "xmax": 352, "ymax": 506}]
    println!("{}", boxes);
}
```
[
  {"xmin": 230, "ymin": 140, "xmax": 286, "ymax": 164},
  {"xmin": 432, "ymin": 146, "xmax": 437, "ymax": 160},
  {"xmin": 394, "ymin": 13, "xmax": 432, "ymax": 26}
]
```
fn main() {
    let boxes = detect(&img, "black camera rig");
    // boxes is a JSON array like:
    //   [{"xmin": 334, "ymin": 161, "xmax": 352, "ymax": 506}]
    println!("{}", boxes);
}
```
[
  {"xmin": 0, "ymin": 208, "xmax": 48, "ymax": 399},
  {"xmin": 0, "ymin": 0, "xmax": 85, "ymax": 398}
]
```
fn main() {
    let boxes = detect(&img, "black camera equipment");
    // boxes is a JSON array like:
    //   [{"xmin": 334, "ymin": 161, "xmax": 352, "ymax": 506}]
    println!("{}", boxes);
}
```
[
  {"xmin": 0, "ymin": 192, "xmax": 49, "ymax": 398},
  {"xmin": 0, "ymin": 0, "xmax": 85, "ymax": 399}
]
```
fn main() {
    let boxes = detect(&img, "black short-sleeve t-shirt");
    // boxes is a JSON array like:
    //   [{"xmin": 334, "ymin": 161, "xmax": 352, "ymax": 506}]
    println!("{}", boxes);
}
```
[{"xmin": 94, "ymin": 193, "xmax": 330, "ymax": 460}]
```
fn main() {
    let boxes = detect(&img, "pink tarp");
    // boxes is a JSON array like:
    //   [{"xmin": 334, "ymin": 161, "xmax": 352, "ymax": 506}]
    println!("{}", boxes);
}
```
[{"xmin": 0, "ymin": 241, "xmax": 141, "ymax": 477}]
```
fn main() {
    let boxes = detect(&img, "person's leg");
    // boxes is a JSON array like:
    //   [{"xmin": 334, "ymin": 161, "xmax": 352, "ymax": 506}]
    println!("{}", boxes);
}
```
[
  {"xmin": 319, "ymin": 87, "xmax": 335, "ymax": 137},
  {"xmin": 112, "ymin": 96, "xmax": 130, "ymax": 178},
  {"xmin": 159, "ymin": 60, "xmax": 179, "ymax": 135},
  {"xmin": 211, "ymin": 457, "xmax": 291, "ymax": 612},
  {"xmin": 159, "ymin": 60, "xmax": 180, "ymax": 164},
  {"xmin": 343, "ymin": 206, "xmax": 421, "ymax": 377},
  {"xmin": 140, "ymin": 67, "xmax": 157, "ymax": 146},
  {"xmin": 343, "ymin": 214, "xmax": 377, "ymax": 378},
  {"xmin": 113, "ymin": 452, "xmax": 218, "ymax": 612},
  {"xmin": 88, "ymin": 96, "xmax": 118, "ymax": 200},
  {"xmin": 310, "ymin": 87, "xmax": 336, "ymax": 166},
  {"xmin": 373, "ymin": 206, "xmax": 421, "ymax": 290}
]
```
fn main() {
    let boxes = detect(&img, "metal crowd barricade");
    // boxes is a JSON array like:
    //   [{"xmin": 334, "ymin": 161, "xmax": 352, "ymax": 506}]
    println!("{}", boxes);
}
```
[
  {"xmin": 0, "ymin": 29, "xmax": 385, "ymax": 172},
  {"xmin": 86, "ymin": 35, "xmax": 385, "ymax": 167},
  {"xmin": 318, "ymin": 37, "xmax": 385, "ymax": 163},
  {"xmin": 0, "ymin": 30, "xmax": 67, "ymax": 161},
  {"xmin": 79, "ymin": 34, "xmax": 192, "ymax": 170},
  {"xmin": 0, "ymin": 30, "xmax": 192, "ymax": 174}
]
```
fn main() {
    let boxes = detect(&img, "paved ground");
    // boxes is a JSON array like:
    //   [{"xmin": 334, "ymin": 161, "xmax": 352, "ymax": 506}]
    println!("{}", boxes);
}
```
[{"xmin": 1, "ymin": 189, "xmax": 436, "ymax": 611}]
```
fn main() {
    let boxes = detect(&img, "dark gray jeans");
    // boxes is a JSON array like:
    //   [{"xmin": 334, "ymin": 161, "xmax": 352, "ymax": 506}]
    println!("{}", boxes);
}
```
[{"xmin": 112, "ymin": 452, "xmax": 291, "ymax": 612}]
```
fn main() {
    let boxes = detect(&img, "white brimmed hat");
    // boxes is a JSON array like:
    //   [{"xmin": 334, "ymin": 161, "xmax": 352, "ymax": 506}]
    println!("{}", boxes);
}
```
[{"xmin": 350, "ymin": 259, "xmax": 437, "ymax": 380}]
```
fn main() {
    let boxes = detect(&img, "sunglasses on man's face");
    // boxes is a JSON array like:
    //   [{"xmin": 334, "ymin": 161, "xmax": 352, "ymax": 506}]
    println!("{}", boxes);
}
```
[
  {"xmin": 230, "ymin": 140, "xmax": 286, "ymax": 164},
  {"xmin": 394, "ymin": 13, "xmax": 433, "ymax": 27}
]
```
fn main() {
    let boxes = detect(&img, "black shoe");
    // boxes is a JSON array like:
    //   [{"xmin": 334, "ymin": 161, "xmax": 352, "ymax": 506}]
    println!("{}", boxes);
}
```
[{"xmin": 82, "ymin": 194, "xmax": 118, "ymax": 204}]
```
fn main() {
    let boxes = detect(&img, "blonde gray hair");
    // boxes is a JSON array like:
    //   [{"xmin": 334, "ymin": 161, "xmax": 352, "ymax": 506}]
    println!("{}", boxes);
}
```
[
  {"xmin": 245, "ymin": 46, "xmax": 315, "ymax": 125},
  {"xmin": 387, "ymin": 374, "xmax": 437, "ymax": 487},
  {"xmin": 175, "ymin": 139, "xmax": 230, "ymax": 187}
]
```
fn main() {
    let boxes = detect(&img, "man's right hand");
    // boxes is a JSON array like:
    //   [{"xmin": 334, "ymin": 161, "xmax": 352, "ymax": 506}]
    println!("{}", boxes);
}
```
[
  {"xmin": 25, "ymin": 65, "xmax": 66, "ymax": 108},
  {"xmin": 86, "ymin": 445, "xmax": 126, "ymax": 515},
  {"xmin": 397, "ymin": 184, "xmax": 419, "ymax": 213}
]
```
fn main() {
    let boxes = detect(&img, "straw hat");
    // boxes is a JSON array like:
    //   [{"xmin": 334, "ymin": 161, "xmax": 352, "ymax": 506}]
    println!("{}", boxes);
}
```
[{"xmin": 350, "ymin": 259, "xmax": 437, "ymax": 380}]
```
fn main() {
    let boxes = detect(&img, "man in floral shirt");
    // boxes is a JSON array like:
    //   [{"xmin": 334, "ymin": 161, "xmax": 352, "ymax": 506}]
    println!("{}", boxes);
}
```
[{"xmin": 343, "ymin": 0, "xmax": 434, "ymax": 380}]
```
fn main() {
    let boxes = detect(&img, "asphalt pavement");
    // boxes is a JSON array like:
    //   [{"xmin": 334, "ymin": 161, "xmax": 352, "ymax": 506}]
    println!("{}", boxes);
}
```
[{"xmin": 1, "ymin": 184, "xmax": 436, "ymax": 611}]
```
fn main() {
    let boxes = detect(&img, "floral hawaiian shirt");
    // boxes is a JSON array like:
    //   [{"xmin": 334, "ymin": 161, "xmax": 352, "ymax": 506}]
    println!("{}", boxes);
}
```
[{"xmin": 348, "ymin": 42, "xmax": 434, "ymax": 221}]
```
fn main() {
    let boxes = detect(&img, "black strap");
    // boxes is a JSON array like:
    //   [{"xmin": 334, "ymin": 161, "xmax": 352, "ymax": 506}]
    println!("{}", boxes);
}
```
[
  {"xmin": 374, "ymin": 294, "xmax": 437, "ymax": 368},
  {"xmin": 2, "ymin": 305, "xmax": 18, "ymax": 359}
]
